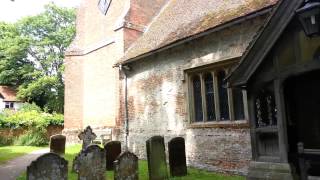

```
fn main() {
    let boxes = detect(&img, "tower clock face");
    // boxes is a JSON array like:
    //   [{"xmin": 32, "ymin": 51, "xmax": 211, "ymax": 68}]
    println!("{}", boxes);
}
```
[{"xmin": 98, "ymin": 0, "xmax": 112, "ymax": 15}]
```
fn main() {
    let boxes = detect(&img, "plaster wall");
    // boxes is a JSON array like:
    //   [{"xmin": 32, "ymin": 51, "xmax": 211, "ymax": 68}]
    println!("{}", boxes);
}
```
[
  {"xmin": 0, "ymin": 98, "xmax": 4, "ymax": 111},
  {"xmin": 119, "ymin": 16, "xmax": 266, "ymax": 174}
]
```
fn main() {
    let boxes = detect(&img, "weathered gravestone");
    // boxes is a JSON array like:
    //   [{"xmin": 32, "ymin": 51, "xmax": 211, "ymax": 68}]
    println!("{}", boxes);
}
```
[
  {"xmin": 77, "ymin": 144, "xmax": 106, "ymax": 180},
  {"xmin": 27, "ymin": 153, "xmax": 68, "ymax": 180},
  {"xmin": 50, "ymin": 134, "xmax": 66, "ymax": 155},
  {"xmin": 78, "ymin": 126, "xmax": 97, "ymax": 150},
  {"xmin": 168, "ymin": 137, "xmax": 187, "ymax": 177},
  {"xmin": 114, "ymin": 151, "xmax": 138, "ymax": 180},
  {"xmin": 72, "ymin": 153, "xmax": 81, "ymax": 173},
  {"xmin": 105, "ymin": 140, "xmax": 121, "ymax": 170},
  {"xmin": 146, "ymin": 136, "xmax": 168, "ymax": 180}
]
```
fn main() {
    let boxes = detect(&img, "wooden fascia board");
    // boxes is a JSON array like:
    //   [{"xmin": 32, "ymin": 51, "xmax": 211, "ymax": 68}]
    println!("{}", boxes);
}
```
[{"xmin": 228, "ymin": 0, "xmax": 305, "ymax": 87}]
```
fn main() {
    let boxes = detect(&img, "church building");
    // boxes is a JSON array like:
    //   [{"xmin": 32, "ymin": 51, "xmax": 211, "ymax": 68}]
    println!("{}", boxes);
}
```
[{"xmin": 63, "ymin": 0, "xmax": 320, "ymax": 177}]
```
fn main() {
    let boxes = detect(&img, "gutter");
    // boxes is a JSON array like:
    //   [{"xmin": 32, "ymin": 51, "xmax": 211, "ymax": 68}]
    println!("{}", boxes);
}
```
[
  {"xmin": 116, "ymin": 5, "xmax": 275, "ymax": 66},
  {"xmin": 117, "ymin": 65, "xmax": 130, "ymax": 150}
]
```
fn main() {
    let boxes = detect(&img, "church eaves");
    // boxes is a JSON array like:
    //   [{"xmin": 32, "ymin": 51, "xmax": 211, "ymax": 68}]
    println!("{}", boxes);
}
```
[{"xmin": 119, "ymin": 0, "xmax": 279, "ymax": 65}]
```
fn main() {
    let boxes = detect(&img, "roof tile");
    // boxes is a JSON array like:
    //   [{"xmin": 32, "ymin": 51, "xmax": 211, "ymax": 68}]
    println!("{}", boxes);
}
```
[{"xmin": 121, "ymin": 0, "xmax": 278, "ymax": 63}]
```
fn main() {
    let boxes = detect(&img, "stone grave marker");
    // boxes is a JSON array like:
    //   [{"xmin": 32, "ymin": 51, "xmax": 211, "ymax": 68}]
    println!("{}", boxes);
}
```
[
  {"xmin": 105, "ymin": 140, "xmax": 121, "ymax": 170},
  {"xmin": 168, "ymin": 137, "xmax": 187, "ymax": 177},
  {"xmin": 77, "ymin": 144, "xmax": 106, "ymax": 180},
  {"xmin": 146, "ymin": 136, "xmax": 168, "ymax": 180},
  {"xmin": 78, "ymin": 126, "xmax": 97, "ymax": 150},
  {"xmin": 27, "ymin": 152, "xmax": 68, "ymax": 180},
  {"xmin": 50, "ymin": 134, "xmax": 66, "ymax": 155},
  {"xmin": 114, "ymin": 151, "xmax": 138, "ymax": 180},
  {"xmin": 72, "ymin": 153, "xmax": 81, "ymax": 173}
]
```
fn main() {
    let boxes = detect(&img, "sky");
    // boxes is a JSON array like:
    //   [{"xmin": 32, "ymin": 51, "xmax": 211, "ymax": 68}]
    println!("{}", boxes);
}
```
[{"xmin": 0, "ymin": 0, "xmax": 80, "ymax": 22}]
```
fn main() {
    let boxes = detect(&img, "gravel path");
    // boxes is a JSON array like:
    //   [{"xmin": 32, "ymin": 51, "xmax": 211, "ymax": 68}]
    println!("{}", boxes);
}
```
[{"xmin": 0, "ymin": 148, "xmax": 49, "ymax": 180}]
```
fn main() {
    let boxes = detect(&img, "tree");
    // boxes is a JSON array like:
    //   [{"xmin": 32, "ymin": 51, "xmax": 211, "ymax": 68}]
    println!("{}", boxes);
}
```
[
  {"xmin": 0, "ymin": 22, "xmax": 33, "ymax": 87},
  {"xmin": 0, "ymin": 3, "xmax": 76, "ymax": 113}
]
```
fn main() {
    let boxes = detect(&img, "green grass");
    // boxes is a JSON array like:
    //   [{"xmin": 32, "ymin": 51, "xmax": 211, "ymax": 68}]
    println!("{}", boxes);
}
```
[
  {"xmin": 17, "ymin": 144, "xmax": 244, "ymax": 180},
  {"xmin": 0, "ymin": 146, "xmax": 44, "ymax": 164}
]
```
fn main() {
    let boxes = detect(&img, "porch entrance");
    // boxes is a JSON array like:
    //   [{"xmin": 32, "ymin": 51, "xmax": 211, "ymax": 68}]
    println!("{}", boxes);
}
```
[{"xmin": 285, "ymin": 70, "xmax": 320, "ymax": 177}]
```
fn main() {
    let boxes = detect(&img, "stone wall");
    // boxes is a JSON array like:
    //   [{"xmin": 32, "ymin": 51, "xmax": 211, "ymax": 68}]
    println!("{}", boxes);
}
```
[{"xmin": 118, "ymin": 16, "xmax": 267, "ymax": 175}]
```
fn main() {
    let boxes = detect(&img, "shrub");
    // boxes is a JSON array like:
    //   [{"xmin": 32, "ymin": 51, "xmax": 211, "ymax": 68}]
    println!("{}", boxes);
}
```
[
  {"xmin": 0, "ymin": 103, "xmax": 64, "ymax": 129},
  {"xmin": 0, "ymin": 136, "xmax": 13, "ymax": 146},
  {"xmin": 0, "ymin": 103, "xmax": 63, "ymax": 146},
  {"xmin": 13, "ymin": 129, "xmax": 48, "ymax": 146}
]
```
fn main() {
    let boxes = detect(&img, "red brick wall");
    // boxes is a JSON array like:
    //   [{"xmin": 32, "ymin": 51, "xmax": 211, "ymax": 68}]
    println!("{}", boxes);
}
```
[
  {"xmin": 64, "ymin": 0, "xmax": 169, "ymax": 132},
  {"xmin": 123, "ymin": 0, "xmax": 169, "ymax": 49}
]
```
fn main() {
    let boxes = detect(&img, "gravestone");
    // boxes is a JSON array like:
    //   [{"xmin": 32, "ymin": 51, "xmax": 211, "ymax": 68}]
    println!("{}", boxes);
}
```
[
  {"xmin": 77, "ymin": 144, "xmax": 106, "ymax": 180},
  {"xmin": 50, "ymin": 134, "xmax": 66, "ymax": 155},
  {"xmin": 168, "ymin": 137, "xmax": 187, "ymax": 177},
  {"xmin": 105, "ymin": 140, "xmax": 121, "ymax": 170},
  {"xmin": 72, "ymin": 153, "xmax": 81, "ymax": 173},
  {"xmin": 114, "ymin": 151, "xmax": 138, "ymax": 180},
  {"xmin": 27, "ymin": 153, "xmax": 68, "ymax": 180},
  {"xmin": 78, "ymin": 126, "xmax": 97, "ymax": 149},
  {"xmin": 146, "ymin": 136, "xmax": 168, "ymax": 180}
]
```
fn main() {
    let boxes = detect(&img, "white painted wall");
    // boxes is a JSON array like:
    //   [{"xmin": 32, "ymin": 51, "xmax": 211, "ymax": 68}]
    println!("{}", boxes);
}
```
[
  {"xmin": 0, "ymin": 97, "xmax": 5, "ymax": 111},
  {"xmin": 0, "ymin": 97, "xmax": 23, "ymax": 111}
]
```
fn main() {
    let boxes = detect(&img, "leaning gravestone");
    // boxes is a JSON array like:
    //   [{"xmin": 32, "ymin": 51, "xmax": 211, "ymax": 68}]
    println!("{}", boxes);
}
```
[
  {"xmin": 105, "ymin": 140, "xmax": 121, "ymax": 170},
  {"xmin": 50, "ymin": 134, "xmax": 66, "ymax": 155},
  {"xmin": 27, "ymin": 153, "xmax": 68, "ymax": 180},
  {"xmin": 168, "ymin": 137, "xmax": 187, "ymax": 177},
  {"xmin": 114, "ymin": 151, "xmax": 138, "ymax": 180},
  {"xmin": 77, "ymin": 144, "xmax": 106, "ymax": 180},
  {"xmin": 78, "ymin": 126, "xmax": 97, "ymax": 150},
  {"xmin": 146, "ymin": 136, "xmax": 168, "ymax": 180}
]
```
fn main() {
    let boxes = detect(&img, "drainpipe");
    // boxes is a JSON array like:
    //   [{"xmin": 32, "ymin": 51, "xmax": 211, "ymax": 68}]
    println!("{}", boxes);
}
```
[{"xmin": 119, "ymin": 64, "xmax": 129, "ymax": 151}]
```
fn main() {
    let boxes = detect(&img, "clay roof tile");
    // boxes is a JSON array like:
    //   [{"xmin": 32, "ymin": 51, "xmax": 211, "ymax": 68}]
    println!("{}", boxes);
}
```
[{"xmin": 121, "ymin": 0, "xmax": 279, "ymax": 63}]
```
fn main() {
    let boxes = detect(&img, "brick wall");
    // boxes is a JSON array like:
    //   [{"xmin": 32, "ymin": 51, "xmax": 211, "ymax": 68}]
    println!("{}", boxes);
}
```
[
  {"xmin": 118, "ymin": 16, "xmax": 267, "ymax": 175},
  {"xmin": 64, "ymin": 0, "xmax": 168, "ymax": 140},
  {"xmin": 64, "ymin": 0, "xmax": 127, "ymax": 134},
  {"xmin": 123, "ymin": 0, "xmax": 168, "ymax": 49}
]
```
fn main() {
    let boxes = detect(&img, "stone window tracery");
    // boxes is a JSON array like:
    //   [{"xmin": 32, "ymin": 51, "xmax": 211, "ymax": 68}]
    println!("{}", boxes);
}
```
[{"xmin": 188, "ymin": 66, "xmax": 247, "ymax": 123}]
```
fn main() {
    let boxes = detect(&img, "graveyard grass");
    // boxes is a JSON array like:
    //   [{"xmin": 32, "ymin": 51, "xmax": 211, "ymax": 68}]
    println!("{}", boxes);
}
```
[
  {"xmin": 0, "ymin": 146, "xmax": 44, "ymax": 164},
  {"xmin": 17, "ymin": 144, "xmax": 244, "ymax": 180}
]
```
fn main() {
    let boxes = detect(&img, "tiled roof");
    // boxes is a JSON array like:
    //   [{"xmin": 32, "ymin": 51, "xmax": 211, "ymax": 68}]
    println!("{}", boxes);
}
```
[
  {"xmin": 0, "ymin": 86, "xmax": 20, "ymax": 102},
  {"xmin": 120, "ymin": 0, "xmax": 279, "ymax": 63}
]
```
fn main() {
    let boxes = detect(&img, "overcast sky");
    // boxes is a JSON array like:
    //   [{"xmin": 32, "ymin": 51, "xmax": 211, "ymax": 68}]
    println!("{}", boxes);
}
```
[{"xmin": 0, "ymin": 0, "xmax": 80, "ymax": 22}]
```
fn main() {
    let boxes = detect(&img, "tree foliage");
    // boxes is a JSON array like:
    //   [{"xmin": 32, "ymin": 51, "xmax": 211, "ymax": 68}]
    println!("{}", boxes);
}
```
[{"xmin": 0, "ymin": 3, "xmax": 76, "ymax": 112}]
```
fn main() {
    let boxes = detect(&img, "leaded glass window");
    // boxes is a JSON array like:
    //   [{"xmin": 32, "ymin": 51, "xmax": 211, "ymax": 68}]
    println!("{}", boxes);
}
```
[
  {"xmin": 233, "ymin": 89, "xmax": 245, "ymax": 120},
  {"xmin": 98, "ymin": 0, "xmax": 112, "ymax": 15},
  {"xmin": 217, "ymin": 71, "xmax": 229, "ymax": 120},
  {"xmin": 188, "ymin": 65, "xmax": 247, "ymax": 123},
  {"xmin": 204, "ymin": 73, "xmax": 215, "ymax": 121},
  {"xmin": 193, "ymin": 75, "xmax": 203, "ymax": 122}
]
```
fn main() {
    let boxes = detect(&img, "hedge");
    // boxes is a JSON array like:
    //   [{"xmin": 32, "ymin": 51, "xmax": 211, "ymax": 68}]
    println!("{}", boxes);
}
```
[{"xmin": 0, "ymin": 103, "xmax": 63, "ymax": 129}]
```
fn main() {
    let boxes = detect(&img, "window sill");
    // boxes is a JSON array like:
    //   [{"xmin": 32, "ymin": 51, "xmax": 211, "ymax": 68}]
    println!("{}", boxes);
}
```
[{"xmin": 187, "ymin": 120, "xmax": 249, "ymax": 129}]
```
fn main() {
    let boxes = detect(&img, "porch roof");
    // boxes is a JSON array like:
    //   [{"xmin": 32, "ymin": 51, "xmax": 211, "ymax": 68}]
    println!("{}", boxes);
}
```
[{"xmin": 227, "ymin": 0, "xmax": 306, "ymax": 87}]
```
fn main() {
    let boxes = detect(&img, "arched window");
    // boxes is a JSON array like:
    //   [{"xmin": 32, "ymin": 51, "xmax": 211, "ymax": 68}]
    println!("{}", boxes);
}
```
[{"xmin": 192, "ymin": 75, "xmax": 203, "ymax": 122}]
